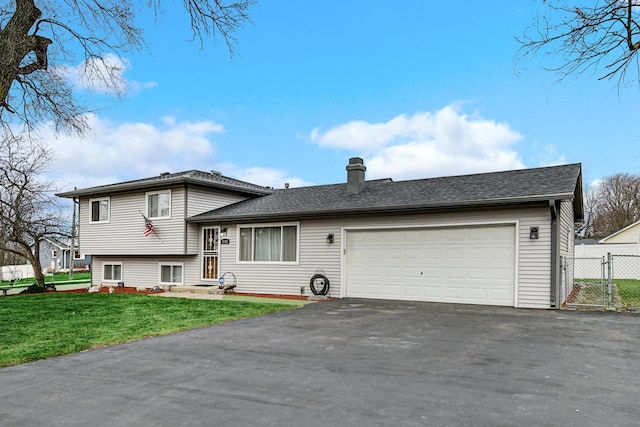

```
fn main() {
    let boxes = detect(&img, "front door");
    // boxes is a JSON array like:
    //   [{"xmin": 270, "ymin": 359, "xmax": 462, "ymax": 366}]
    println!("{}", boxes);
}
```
[{"xmin": 202, "ymin": 227, "xmax": 219, "ymax": 280}]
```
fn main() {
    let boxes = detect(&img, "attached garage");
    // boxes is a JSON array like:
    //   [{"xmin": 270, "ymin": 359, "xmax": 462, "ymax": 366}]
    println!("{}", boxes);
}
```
[
  {"xmin": 345, "ymin": 224, "xmax": 516, "ymax": 306},
  {"xmin": 188, "ymin": 157, "xmax": 584, "ymax": 309}
]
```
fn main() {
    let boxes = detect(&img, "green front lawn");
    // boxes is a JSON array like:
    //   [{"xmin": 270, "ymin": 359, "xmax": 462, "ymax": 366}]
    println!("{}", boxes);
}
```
[
  {"xmin": 0, "ymin": 293, "xmax": 295, "ymax": 367},
  {"xmin": 1, "ymin": 272, "xmax": 91, "ymax": 287}
]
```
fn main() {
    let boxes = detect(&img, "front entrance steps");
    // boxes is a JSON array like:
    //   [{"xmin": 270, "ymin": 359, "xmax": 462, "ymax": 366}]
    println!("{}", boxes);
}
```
[{"xmin": 167, "ymin": 285, "xmax": 225, "ymax": 295}]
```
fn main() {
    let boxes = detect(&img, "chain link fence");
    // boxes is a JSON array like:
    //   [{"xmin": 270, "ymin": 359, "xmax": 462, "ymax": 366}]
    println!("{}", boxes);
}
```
[
  {"xmin": 564, "ymin": 254, "xmax": 640, "ymax": 311},
  {"xmin": 610, "ymin": 255, "xmax": 640, "ymax": 309}
]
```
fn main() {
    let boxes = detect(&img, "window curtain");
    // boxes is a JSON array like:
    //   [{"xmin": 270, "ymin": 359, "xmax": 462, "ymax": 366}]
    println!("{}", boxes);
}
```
[
  {"xmin": 172, "ymin": 265, "xmax": 182, "ymax": 283},
  {"xmin": 255, "ymin": 227, "xmax": 281, "ymax": 261},
  {"xmin": 161, "ymin": 265, "xmax": 171, "ymax": 282},
  {"xmin": 113, "ymin": 264, "xmax": 122, "ymax": 280},
  {"xmin": 239, "ymin": 228, "xmax": 252, "ymax": 261},
  {"xmin": 282, "ymin": 226, "xmax": 297, "ymax": 262},
  {"xmin": 148, "ymin": 194, "xmax": 159, "ymax": 217},
  {"xmin": 158, "ymin": 193, "xmax": 170, "ymax": 217}
]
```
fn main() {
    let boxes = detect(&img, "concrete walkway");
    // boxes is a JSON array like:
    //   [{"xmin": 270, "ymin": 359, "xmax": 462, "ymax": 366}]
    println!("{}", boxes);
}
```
[{"xmin": 1, "ymin": 300, "xmax": 639, "ymax": 426}]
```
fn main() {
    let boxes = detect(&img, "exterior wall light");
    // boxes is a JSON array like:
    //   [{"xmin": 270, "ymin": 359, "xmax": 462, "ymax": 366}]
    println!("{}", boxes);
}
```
[
  {"xmin": 530, "ymin": 226, "xmax": 539, "ymax": 240},
  {"xmin": 326, "ymin": 233, "xmax": 334, "ymax": 244}
]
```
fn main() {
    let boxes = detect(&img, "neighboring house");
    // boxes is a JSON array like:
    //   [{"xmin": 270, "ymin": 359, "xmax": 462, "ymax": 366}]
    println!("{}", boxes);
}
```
[
  {"xmin": 598, "ymin": 220, "xmax": 640, "ymax": 244},
  {"xmin": 57, "ymin": 159, "xmax": 583, "ymax": 309},
  {"xmin": 34, "ymin": 238, "xmax": 92, "ymax": 272},
  {"xmin": 574, "ymin": 223, "xmax": 640, "ymax": 265}
]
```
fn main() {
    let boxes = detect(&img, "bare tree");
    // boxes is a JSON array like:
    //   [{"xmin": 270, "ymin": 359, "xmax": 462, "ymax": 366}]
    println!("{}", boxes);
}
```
[
  {"xmin": 0, "ymin": 132, "xmax": 69, "ymax": 289},
  {"xmin": 0, "ymin": 0, "xmax": 255, "ymax": 133},
  {"xmin": 583, "ymin": 173, "xmax": 640, "ymax": 239},
  {"xmin": 519, "ymin": 1, "xmax": 640, "ymax": 88}
]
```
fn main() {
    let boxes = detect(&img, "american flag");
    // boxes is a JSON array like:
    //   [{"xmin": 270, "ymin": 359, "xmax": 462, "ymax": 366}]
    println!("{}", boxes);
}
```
[{"xmin": 143, "ymin": 216, "xmax": 155, "ymax": 237}]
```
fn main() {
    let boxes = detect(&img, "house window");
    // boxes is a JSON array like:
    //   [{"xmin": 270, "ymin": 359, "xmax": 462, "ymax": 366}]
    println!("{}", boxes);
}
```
[
  {"xmin": 159, "ymin": 264, "xmax": 183, "ymax": 285},
  {"xmin": 146, "ymin": 190, "xmax": 171, "ymax": 219},
  {"xmin": 90, "ymin": 197, "xmax": 110, "ymax": 223},
  {"xmin": 238, "ymin": 223, "xmax": 298, "ymax": 263},
  {"xmin": 103, "ymin": 262, "xmax": 122, "ymax": 282}
]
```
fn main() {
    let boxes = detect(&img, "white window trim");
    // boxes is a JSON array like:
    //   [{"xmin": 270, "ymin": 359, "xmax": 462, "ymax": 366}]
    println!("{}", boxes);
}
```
[
  {"xmin": 89, "ymin": 197, "xmax": 110, "ymax": 223},
  {"xmin": 102, "ymin": 261, "xmax": 123, "ymax": 283},
  {"xmin": 158, "ymin": 262, "xmax": 184, "ymax": 285},
  {"xmin": 236, "ymin": 222, "xmax": 300, "ymax": 265},
  {"xmin": 145, "ymin": 189, "xmax": 172, "ymax": 220}
]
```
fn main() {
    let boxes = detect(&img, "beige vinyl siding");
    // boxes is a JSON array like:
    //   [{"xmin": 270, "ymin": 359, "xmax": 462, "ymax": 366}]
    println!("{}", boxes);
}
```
[
  {"xmin": 92, "ymin": 255, "xmax": 201, "ymax": 288},
  {"xmin": 217, "ymin": 221, "xmax": 341, "ymax": 297},
  {"xmin": 79, "ymin": 186, "xmax": 247, "ymax": 256},
  {"xmin": 218, "ymin": 206, "xmax": 556, "ymax": 307},
  {"xmin": 186, "ymin": 187, "xmax": 246, "ymax": 217},
  {"xmin": 80, "ymin": 187, "xmax": 186, "ymax": 255},
  {"xmin": 517, "ymin": 217, "xmax": 552, "ymax": 308},
  {"xmin": 559, "ymin": 199, "xmax": 576, "ymax": 303},
  {"xmin": 601, "ymin": 223, "xmax": 640, "ymax": 244},
  {"xmin": 185, "ymin": 187, "xmax": 247, "ymax": 255}
]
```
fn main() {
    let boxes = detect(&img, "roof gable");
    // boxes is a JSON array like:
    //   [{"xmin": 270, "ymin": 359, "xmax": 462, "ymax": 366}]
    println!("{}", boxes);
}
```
[
  {"xmin": 189, "ymin": 163, "xmax": 583, "ymax": 223},
  {"xmin": 599, "ymin": 220, "xmax": 640, "ymax": 244}
]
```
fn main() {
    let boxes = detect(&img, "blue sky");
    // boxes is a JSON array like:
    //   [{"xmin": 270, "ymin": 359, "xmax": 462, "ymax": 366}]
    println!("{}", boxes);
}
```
[{"xmin": 44, "ymin": 1, "xmax": 639, "ymax": 192}]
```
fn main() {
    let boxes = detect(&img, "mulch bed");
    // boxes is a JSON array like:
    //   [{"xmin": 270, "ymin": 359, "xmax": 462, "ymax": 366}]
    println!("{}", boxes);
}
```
[
  {"xmin": 55, "ymin": 286, "xmax": 164, "ymax": 295},
  {"xmin": 227, "ymin": 292, "xmax": 312, "ymax": 301},
  {"xmin": 55, "ymin": 287, "xmax": 325, "ymax": 300}
]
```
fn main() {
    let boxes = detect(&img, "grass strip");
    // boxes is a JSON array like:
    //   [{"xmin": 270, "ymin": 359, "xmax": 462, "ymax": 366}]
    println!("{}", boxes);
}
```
[
  {"xmin": 0, "ymin": 272, "xmax": 92, "ymax": 287},
  {"xmin": 0, "ymin": 293, "xmax": 295, "ymax": 368}
]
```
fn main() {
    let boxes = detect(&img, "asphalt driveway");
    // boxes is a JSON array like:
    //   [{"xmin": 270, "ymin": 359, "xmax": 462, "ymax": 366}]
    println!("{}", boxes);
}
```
[{"xmin": 1, "ymin": 299, "xmax": 639, "ymax": 426}]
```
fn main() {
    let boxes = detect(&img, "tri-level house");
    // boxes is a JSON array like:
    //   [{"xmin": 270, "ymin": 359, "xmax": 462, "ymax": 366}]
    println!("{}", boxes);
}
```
[{"xmin": 57, "ymin": 158, "xmax": 583, "ymax": 309}]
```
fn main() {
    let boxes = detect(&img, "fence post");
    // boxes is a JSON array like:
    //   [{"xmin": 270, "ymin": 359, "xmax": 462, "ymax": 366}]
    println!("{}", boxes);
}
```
[
  {"xmin": 607, "ymin": 252, "xmax": 613, "ymax": 307},
  {"xmin": 559, "ymin": 256, "xmax": 564, "ymax": 303}
]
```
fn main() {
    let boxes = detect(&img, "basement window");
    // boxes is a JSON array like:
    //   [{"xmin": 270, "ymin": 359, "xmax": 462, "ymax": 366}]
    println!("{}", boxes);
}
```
[
  {"xmin": 103, "ymin": 262, "xmax": 122, "ymax": 282},
  {"xmin": 159, "ymin": 263, "xmax": 183, "ymax": 285}
]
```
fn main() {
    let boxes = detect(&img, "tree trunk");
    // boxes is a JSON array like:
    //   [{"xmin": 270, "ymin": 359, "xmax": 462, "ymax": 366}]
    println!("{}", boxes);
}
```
[
  {"xmin": 30, "ymin": 238, "xmax": 45, "ymax": 289},
  {"xmin": 0, "ymin": 0, "xmax": 51, "ymax": 110}
]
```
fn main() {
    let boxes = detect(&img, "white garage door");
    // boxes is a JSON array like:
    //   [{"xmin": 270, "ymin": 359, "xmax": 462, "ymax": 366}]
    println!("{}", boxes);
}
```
[{"xmin": 345, "ymin": 225, "xmax": 516, "ymax": 306}]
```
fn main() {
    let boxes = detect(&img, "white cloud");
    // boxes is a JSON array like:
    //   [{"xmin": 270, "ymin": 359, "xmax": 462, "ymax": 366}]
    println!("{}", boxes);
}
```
[
  {"xmin": 311, "ymin": 104, "xmax": 527, "ymax": 180},
  {"xmin": 533, "ymin": 144, "xmax": 567, "ymax": 168},
  {"xmin": 214, "ymin": 162, "xmax": 312, "ymax": 189},
  {"xmin": 59, "ymin": 53, "xmax": 156, "ymax": 95},
  {"xmin": 40, "ymin": 114, "xmax": 310, "ymax": 192},
  {"xmin": 41, "ymin": 114, "xmax": 224, "ymax": 191}
]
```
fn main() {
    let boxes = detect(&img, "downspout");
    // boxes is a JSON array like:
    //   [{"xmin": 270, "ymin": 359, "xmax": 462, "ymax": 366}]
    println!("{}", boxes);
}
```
[
  {"xmin": 184, "ymin": 184, "xmax": 189, "ymax": 256},
  {"xmin": 549, "ymin": 199, "xmax": 560, "ymax": 309}
]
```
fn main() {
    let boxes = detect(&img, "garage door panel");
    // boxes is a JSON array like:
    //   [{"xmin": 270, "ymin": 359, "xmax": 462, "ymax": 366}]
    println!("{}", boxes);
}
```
[{"xmin": 346, "ymin": 225, "xmax": 516, "ymax": 306}]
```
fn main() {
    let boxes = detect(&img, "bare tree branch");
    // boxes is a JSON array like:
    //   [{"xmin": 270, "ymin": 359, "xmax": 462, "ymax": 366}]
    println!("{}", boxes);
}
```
[
  {"xmin": 0, "ymin": 0, "xmax": 255, "ymax": 133},
  {"xmin": 0, "ymin": 131, "xmax": 70, "ymax": 288},
  {"xmin": 582, "ymin": 173, "xmax": 640, "ymax": 239},
  {"xmin": 518, "ymin": 0, "xmax": 640, "ymax": 89}
]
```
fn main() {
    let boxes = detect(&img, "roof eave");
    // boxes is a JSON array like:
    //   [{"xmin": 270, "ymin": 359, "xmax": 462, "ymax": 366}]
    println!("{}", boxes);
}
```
[
  {"xmin": 187, "ymin": 194, "xmax": 570, "ymax": 224},
  {"xmin": 56, "ymin": 176, "xmax": 272, "ymax": 198}
]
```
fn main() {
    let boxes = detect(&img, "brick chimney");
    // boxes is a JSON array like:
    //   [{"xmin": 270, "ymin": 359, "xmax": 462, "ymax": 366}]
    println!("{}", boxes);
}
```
[{"xmin": 346, "ymin": 157, "xmax": 366, "ymax": 194}]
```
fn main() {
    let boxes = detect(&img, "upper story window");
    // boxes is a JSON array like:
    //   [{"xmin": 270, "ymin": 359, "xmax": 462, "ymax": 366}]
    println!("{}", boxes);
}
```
[
  {"xmin": 238, "ymin": 223, "xmax": 298, "ymax": 263},
  {"xmin": 89, "ymin": 197, "xmax": 110, "ymax": 223},
  {"xmin": 146, "ymin": 190, "xmax": 171, "ymax": 219}
]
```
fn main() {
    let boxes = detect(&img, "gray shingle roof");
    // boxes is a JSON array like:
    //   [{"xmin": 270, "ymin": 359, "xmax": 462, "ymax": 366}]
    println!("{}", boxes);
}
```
[
  {"xmin": 56, "ymin": 170, "xmax": 273, "ymax": 198},
  {"xmin": 188, "ymin": 163, "xmax": 583, "ymax": 223}
]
